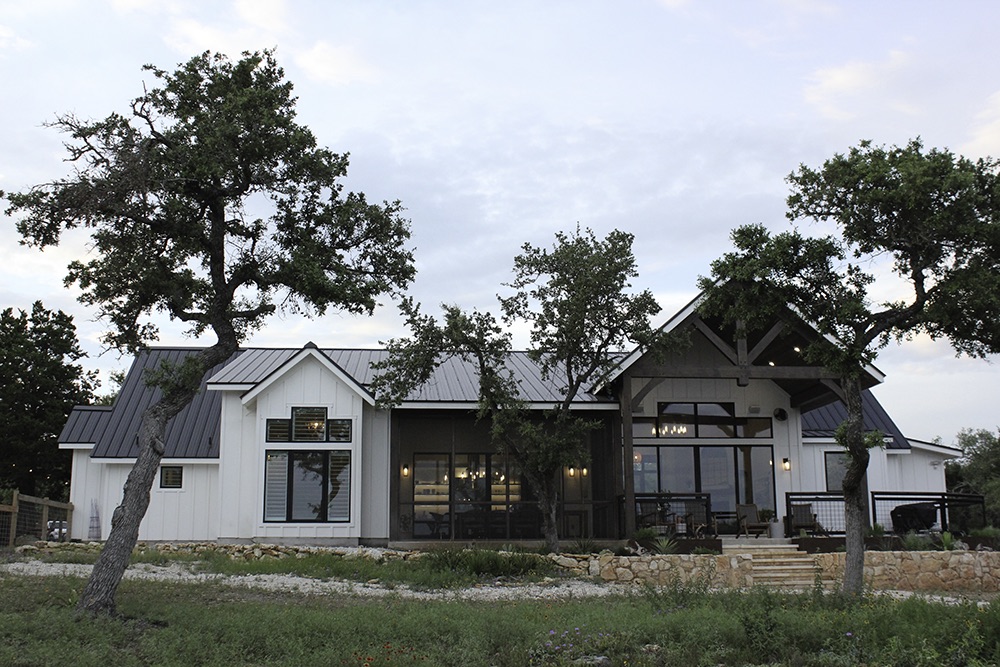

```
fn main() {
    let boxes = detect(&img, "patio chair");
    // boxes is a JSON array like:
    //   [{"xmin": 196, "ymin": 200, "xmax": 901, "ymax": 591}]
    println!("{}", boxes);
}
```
[
  {"xmin": 636, "ymin": 500, "xmax": 676, "ymax": 534},
  {"xmin": 789, "ymin": 503, "xmax": 827, "ymax": 536},
  {"xmin": 682, "ymin": 501, "xmax": 717, "ymax": 538},
  {"xmin": 736, "ymin": 503, "xmax": 769, "ymax": 538}
]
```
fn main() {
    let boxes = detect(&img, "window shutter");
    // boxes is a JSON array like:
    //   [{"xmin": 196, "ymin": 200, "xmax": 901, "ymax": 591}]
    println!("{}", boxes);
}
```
[{"xmin": 264, "ymin": 452, "xmax": 288, "ymax": 521}]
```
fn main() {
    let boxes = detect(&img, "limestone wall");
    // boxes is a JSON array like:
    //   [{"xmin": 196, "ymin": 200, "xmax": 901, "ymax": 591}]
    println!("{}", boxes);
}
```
[
  {"xmin": 815, "ymin": 551, "xmax": 1000, "ymax": 593},
  {"xmin": 551, "ymin": 552, "xmax": 754, "ymax": 588}
]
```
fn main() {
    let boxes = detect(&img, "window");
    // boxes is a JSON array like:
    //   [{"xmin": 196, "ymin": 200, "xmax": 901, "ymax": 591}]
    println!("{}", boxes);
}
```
[
  {"xmin": 264, "ymin": 450, "xmax": 351, "ymax": 522},
  {"xmin": 266, "ymin": 408, "xmax": 353, "ymax": 443},
  {"xmin": 825, "ymin": 451, "xmax": 850, "ymax": 492},
  {"xmin": 655, "ymin": 402, "xmax": 772, "ymax": 439},
  {"xmin": 159, "ymin": 466, "xmax": 183, "ymax": 489}
]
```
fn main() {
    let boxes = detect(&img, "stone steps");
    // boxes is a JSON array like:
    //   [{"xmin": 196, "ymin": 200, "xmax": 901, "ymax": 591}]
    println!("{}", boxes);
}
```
[{"xmin": 722, "ymin": 538, "xmax": 835, "ymax": 590}]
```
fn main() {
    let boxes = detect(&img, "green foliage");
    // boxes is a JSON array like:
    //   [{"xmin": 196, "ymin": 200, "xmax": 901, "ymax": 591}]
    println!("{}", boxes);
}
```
[
  {"xmin": 700, "ymin": 138, "xmax": 1000, "ymax": 594},
  {"xmin": 948, "ymin": 428, "xmax": 1000, "ymax": 527},
  {"xmin": 421, "ymin": 548, "xmax": 553, "ymax": 579},
  {"xmin": 4, "ymin": 49, "xmax": 415, "ymax": 354},
  {"xmin": 650, "ymin": 536, "xmax": 679, "ymax": 554},
  {"xmin": 901, "ymin": 530, "xmax": 936, "ymax": 551},
  {"xmin": 374, "ymin": 227, "xmax": 668, "ymax": 552},
  {"xmin": 633, "ymin": 527, "xmax": 659, "ymax": 542},
  {"xmin": 2, "ymin": 573, "xmax": 1000, "ymax": 666},
  {"xmin": 0, "ymin": 302, "xmax": 97, "ymax": 498}
]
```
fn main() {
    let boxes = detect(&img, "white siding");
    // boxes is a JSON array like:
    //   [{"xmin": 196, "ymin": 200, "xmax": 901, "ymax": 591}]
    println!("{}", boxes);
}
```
[{"xmin": 217, "ymin": 353, "xmax": 377, "ymax": 542}]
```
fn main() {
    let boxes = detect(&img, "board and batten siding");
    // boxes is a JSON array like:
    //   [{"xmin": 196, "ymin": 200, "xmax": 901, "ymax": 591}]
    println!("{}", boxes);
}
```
[{"xmin": 217, "ymin": 354, "xmax": 370, "ymax": 543}]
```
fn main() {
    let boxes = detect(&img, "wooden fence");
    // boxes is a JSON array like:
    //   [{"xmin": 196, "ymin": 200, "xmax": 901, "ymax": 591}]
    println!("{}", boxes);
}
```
[{"xmin": 0, "ymin": 491, "xmax": 74, "ymax": 547}]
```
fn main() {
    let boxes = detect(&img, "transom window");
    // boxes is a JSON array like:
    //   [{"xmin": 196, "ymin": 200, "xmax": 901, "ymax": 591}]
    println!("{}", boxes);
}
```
[
  {"xmin": 266, "ymin": 407, "xmax": 352, "ymax": 443},
  {"xmin": 633, "ymin": 402, "xmax": 772, "ymax": 439}
]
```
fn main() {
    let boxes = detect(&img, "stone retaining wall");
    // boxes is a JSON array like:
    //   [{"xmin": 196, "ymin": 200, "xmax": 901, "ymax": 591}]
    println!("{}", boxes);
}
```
[
  {"xmin": 815, "ymin": 551, "xmax": 1000, "ymax": 593},
  {"xmin": 550, "ymin": 552, "xmax": 753, "ymax": 588},
  {"xmin": 15, "ymin": 541, "xmax": 1000, "ymax": 593}
]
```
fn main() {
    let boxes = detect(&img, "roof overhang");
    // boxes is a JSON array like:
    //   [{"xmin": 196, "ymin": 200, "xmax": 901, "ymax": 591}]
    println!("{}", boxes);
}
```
[{"xmin": 238, "ymin": 344, "xmax": 375, "ymax": 406}]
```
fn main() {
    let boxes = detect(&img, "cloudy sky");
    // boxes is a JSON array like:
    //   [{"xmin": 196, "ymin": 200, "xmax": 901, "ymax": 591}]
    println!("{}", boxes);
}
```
[{"xmin": 1, "ymin": 0, "xmax": 998, "ymax": 445}]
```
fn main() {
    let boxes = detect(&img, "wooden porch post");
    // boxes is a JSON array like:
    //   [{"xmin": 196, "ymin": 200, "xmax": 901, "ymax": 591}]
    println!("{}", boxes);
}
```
[{"xmin": 621, "ymin": 373, "xmax": 636, "ymax": 537}]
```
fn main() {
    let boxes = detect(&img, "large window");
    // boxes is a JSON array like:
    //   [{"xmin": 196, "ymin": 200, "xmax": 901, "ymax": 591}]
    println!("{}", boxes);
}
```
[
  {"xmin": 633, "ymin": 402, "xmax": 773, "ymax": 439},
  {"xmin": 266, "ymin": 407, "xmax": 353, "ymax": 443},
  {"xmin": 264, "ymin": 450, "xmax": 351, "ymax": 522},
  {"xmin": 409, "ymin": 453, "xmax": 533, "ymax": 539},
  {"xmin": 632, "ymin": 444, "xmax": 775, "ymax": 513}
]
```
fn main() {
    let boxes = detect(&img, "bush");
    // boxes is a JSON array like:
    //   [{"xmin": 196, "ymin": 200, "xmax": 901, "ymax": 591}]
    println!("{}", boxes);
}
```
[{"xmin": 423, "ymin": 548, "xmax": 553, "ymax": 578}]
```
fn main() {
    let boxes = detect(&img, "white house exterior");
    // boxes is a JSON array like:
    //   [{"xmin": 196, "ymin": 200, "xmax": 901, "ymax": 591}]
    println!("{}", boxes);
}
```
[{"xmin": 59, "ymin": 300, "xmax": 962, "ymax": 544}]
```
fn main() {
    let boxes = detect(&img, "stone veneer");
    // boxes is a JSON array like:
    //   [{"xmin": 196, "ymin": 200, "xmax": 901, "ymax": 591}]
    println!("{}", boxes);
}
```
[
  {"xmin": 550, "ymin": 552, "xmax": 753, "ymax": 588},
  {"xmin": 813, "ymin": 551, "xmax": 1000, "ymax": 593}
]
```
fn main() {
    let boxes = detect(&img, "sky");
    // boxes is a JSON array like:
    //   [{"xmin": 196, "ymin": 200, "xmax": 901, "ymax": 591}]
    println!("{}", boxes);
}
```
[{"xmin": 1, "ymin": 0, "xmax": 999, "ymax": 447}]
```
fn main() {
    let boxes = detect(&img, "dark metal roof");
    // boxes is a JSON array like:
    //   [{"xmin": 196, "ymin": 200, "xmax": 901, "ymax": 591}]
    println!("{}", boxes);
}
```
[
  {"xmin": 87, "ymin": 348, "xmax": 242, "ymax": 459},
  {"xmin": 209, "ymin": 348, "xmax": 613, "ymax": 404},
  {"xmin": 801, "ymin": 389, "xmax": 909, "ymax": 449},
  {"xmin": 58, "ymin": 406, "xmax": 112, "ymax": 444}
]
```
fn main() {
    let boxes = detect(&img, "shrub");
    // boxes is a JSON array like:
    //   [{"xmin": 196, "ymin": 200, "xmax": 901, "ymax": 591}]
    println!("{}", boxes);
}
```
[{"xmin": 423, "ymin": 548, "xmax": 553, "ymax": 578}]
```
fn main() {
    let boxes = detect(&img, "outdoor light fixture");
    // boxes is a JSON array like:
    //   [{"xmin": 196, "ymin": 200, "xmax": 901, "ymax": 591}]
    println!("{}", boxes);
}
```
[
  {"xmin": 782, "ymin": 458, "xmax": 791, "ymax": 471},
  {"xmin": 402, "ymin": 464, "xmax": 410, "ymax": 477},
  {"xmin": 581, "ymin": 467, "xmax": 589, "ymax": 477},
  {"xmin": 568, "ymin": 466, "xmax": 576, "ymax": 477}
]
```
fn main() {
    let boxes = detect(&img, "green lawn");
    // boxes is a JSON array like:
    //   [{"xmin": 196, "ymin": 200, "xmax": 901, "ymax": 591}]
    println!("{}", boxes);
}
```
[{"xmin": 1, "ymin": 568, "xmax": 998, "ymax": 667}]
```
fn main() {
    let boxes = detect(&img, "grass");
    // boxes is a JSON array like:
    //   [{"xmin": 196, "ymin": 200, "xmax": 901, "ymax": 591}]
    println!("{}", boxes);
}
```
[
  {"xmin": 1, "ymin": 565, "xmax": 999, "ymax": 666},
  {"xmin": 23, "ymin": 545, "xmax": 557, "ymax": 590}
]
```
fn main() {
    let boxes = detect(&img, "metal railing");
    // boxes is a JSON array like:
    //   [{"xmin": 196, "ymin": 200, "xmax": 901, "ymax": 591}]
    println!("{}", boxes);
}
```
[
  {"xmin": 784, "ymin": 492, "xmax": 846, "ymax": 536},
  {"xmin": 870, "ymin": 491, "xmax": 986, "ymax": 535}
]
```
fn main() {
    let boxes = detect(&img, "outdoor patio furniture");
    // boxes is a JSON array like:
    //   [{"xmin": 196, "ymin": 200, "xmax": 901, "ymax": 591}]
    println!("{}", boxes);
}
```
[
  {"xmin": 736, "ymin": 503, "xmax": 769, "ymax": 538},
  {"xmin": 681, "ymin": 500, "xmax": 717, "ymax": 538},
  {"xmin": 890, "ymin": 502, "xmax": 938, "ymax": 534},
  {"xmin": 789, "ymin": 503, "xmax": 827, "ymax": 536},
  {"xmin": 636, "ymin": 500, "xmax": 676, "ymax": 535}
]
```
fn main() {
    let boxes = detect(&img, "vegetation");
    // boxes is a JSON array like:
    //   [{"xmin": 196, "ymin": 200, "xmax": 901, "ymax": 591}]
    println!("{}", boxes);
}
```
[
  {"xmin": 3, "ymin": 50, "xmax": 415, "ymax": 615},
  {"xmin": 0, "ymin": 571, "xmax": 997, "ymax": 666},
  {"xmin": 948, "ymin": 428, "xmax": 1000, "ymax": 527},
  {"xmin": 0, "ymin": 302, "xmax": 97, "ymax": 499},
  {"xmin": 374, "ymin": 227, "xmax": 665, "ymax": 553},
  {"xmin": 701, "ymin": 139, "xmax": 1000, "ymax": 595}
]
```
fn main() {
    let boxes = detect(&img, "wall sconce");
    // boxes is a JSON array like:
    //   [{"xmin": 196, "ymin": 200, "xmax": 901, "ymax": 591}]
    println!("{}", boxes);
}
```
[
  {"xmin": 402, "ymin": 464, "xmax": 410, "ymax": 477},
  {"xmin": 568, "ymin": 466, "xmax": 576, "ymax": 477},
  {"xmin": 581, "ymin": 467, "xmax": 588, "ymax": 477},
  {"xmin": 781, "ymin": 458, "xmax": 791, "ymax": 471}
]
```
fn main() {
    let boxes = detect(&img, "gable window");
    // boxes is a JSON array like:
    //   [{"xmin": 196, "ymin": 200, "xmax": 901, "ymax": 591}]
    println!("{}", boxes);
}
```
[
  {"xmin": 264, "ymin": 450, "xmax": 351, "ymax": 522},
  {"xmin": 266, "ymin": 408, "xmax": 353, "ymax": 443},
  {"xmin": 159, "ymin": 466, "xmax": 183, "ymax": 489}
]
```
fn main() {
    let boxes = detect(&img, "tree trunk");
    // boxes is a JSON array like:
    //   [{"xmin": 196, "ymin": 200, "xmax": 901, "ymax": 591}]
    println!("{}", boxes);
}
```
[
  {"xmin": 77, "ymin": 345, "xmax": 232, "ymax": 616},
  {"xmin": 77, "ymin": 407, "xmax": 171, "ymax": 615},
  {"xmin": 539, "ymin": 485, "xmax": 560, "ymax": 554},
  {"xmin": 838, "ymin": 376, "xmax": 870, "ymax": 596}
]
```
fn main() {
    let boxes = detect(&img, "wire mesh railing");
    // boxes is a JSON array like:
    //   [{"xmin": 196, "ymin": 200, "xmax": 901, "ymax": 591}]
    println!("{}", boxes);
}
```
[{"xmin": 0, "ymin": 491, "xmax": 74, "ymax": 547}]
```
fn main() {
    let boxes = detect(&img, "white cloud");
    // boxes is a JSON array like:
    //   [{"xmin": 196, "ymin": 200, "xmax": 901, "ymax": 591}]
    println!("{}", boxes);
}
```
[
  {"xmin": 804, "ymin": 50, "xmax": 912, "ymax": 121},
  {"xmin": 234, "ymin": 0, "xmax": 288, "ymax": 33},
  {"xmin": 961, "ymin": 90, "xmax": 1000, "ymax": 158},
  {"xmin": 0, "ymin": 24, "xmax": 30, "ymax": 51},
  {"xmin": 293, "ymin": 41, "xmax": 379, "ymax": 85}
]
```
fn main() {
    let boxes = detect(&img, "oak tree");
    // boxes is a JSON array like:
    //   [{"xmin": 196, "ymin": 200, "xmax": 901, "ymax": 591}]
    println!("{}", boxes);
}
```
[
  {"xmin": 0, "ymin": 302, "xmax": 97, "ymax": 498},
  {"xmin": 4, "ymin": 50, "xmax": 415, "ymax": 614},
  {"xmin": 700, "ymin": 139, "xmax": 1000, "ymax": 594},
  {"xmin": 374, "ymin": 227, "xmax": 662, "ymax": 552}
]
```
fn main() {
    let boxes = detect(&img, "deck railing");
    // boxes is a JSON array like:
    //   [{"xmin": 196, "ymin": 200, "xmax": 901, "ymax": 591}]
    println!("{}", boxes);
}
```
[{"xmin": 870, "ymin": 491, "xmax": 986, "ymax": 535}]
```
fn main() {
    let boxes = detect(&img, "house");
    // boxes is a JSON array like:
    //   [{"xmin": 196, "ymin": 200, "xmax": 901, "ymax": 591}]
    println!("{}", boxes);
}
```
[{"xmin": 58, "ymin": 298, "xmax": 961, "ymax": 544}]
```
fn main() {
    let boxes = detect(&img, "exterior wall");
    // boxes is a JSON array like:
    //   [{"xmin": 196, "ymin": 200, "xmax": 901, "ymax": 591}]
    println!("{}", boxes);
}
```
[
  {"xmin": 66, "ymin": 448, "xmax": 104, "ymax": 540},
  {"xmin": 361, "ymin": 407, "xmax": 390, "ymax": 540},
  {"xmin": 217, "ymin": 354, "xmax": 370, "ymax": 543},
  {"xmin": 83, "ymin": 461, "xmax": 219, "ymax": 541}
]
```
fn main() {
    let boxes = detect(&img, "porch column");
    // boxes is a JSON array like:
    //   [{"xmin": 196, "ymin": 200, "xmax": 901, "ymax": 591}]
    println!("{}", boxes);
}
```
[{"xmin": 621, "ymin": 372, "xmax": 636, "ymax": 537}]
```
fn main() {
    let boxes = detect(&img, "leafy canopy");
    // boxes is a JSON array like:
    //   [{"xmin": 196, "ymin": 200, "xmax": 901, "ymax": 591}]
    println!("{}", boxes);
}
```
[
  {"xmin": 0, "ymin": 302, "xmax": 96, "ymax": 497},
  {"xmin": 5, "ymin": 50, "xmax": 415, "ymax": 354}
]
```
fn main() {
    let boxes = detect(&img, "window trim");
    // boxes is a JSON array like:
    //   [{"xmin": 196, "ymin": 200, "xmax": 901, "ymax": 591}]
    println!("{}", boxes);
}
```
[
  {"xmin": 263, "ymin": 449, "xmax": 352, "ymax": 523},
  {"xmin": 159, "ymin": 465, "xmax": 183, "ymax": 489},
  {"xmin": 265, "ymin": 408, "xmax": 354, "ymax": 443}
]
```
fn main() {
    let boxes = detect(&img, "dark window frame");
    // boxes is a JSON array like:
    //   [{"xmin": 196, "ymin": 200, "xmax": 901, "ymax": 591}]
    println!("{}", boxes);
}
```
[
  {"xmin": 265, "ymin": 408, "xmax": 354, "ymax": 443},
  {"xmin": 159, "ymin": 465, "xmax": 183, "ymax": 489},
  {"xmin": 655, "ymin": 402, "xmax": 772, "ymax": 439},
  {"xmin": 263, "ymin": 449, "xmax": 352, "ymax": 523}
]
